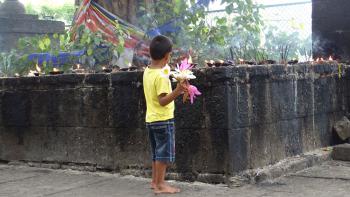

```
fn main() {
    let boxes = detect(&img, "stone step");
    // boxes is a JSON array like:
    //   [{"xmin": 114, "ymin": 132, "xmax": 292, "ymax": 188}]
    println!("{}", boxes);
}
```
[{"xmin": 332, "ymin": 144, "xmax": 350, "ymax": 161}]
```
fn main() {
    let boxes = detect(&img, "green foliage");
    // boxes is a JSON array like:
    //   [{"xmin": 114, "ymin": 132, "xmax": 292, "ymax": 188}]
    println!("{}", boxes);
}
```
[
  {"xmin": 14, "ymin": 21, "xmax": 128, "ymax": 74},
  {"xmin": 0, "ymin": 50, "xmax": 29, "ymax": 77},
  {"xmin": 138, "ymin": 0, "xmax": 311, "ymax": 64},
  {"xmin": 72, "ymin": 22, "xmax": 128, "ymax": 70},
  {"xmin": 263, "ymin": 25, "xmax": 312, "ymax": 62},
  {"xmin": 138, "ymin": 0, "xmax": 263, "ymax": 64},
  {"xmin": 227, "ymin": 24, "xmax": 312, "ymax": 63},
  {"xmin": 17, "ymin": 33, "xmax": 72, "ymax": 73},
  {"xmin": 0, "ymin": 50, "xmax": 16, "ymax": 77},
  {"xmin": 18, "ymin": 34, "xmax": 61, "ymax": 53}
]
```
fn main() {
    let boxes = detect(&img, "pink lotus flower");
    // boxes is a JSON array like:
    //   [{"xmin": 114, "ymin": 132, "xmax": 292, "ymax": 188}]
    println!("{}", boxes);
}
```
[
  {"xmin": 173, "ymin": 58, "xmax": 196, "ymax": 81},
  {"xmin": 178, "ymin": 58, "xmax": 193, "ymax": 71},
  {"xmin": 188, "ymin": 85, "xmax": 202, "ymax": 104}
]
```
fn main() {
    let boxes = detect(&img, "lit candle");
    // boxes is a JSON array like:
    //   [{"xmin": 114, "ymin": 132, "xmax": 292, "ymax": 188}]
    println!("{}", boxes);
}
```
[
  {"xmin": 36, "ymin": 64, "xmax": 41, "ymax": 73},
  {"xmin": 209, "ymin": 60, "xmax": 215, "ymax": 67},
  {"xmin": 215, "ymin": 60, "xmax": 224, "ymax": 67},
  {"xmin": 188, "ymin": 55, "xmax": 193, "ymax": 64},
  {"xmin": 73, "ymin": 64, "xmax": 85, "ymax": 74},
  {"xmin": 28, "ymin": 70, "xmax": 38, "ymax": 77},
  {"xmin": 50, "ymin": 68, "xmax": 64, "ymax": 75},
  {"xmin": 102, "ymin": 66, "xmax": 112, "ymax": 73}
]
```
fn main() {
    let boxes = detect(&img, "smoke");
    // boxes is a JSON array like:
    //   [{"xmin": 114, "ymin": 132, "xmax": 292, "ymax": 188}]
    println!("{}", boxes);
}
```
[{"xmin": 312, "ymin": 33, "xmax": 346, "ymax": 60}]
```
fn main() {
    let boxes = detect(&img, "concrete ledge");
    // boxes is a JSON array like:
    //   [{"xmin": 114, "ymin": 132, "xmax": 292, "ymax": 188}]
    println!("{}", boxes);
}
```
[
  {"xmin": 4, "ymin": 147, "xmax": 332, "ymax": 186},
  {"xmin": 228, "ymin": 148, "xmax": 332, "ymax": 187},
  {"xmin": 332, "ymin": 143, "xmax": 350, "ymax": 161},
  {"xmin": 0, "ymin": 18, "xmax": 65, "ymax": 33}
]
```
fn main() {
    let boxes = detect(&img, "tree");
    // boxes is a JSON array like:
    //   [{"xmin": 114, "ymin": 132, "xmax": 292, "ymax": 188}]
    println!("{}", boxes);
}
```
[
  {"xmin": 33, "ymin": 0, "xmax": 263, "ymax": 64},
  {"xmin": 137, "ymin": 0, "xmax": 262, "ymax": 62},
  {"xmin": 94, "ymin": 0, "xmax": 156, "ymax": 25},
  {"xmin": 95, "ymin": 0, "xmax": 138, "ymax": 25},
  {"xmin": 25, "ymin": 3, "xmax": 75, "ymax": 25}
]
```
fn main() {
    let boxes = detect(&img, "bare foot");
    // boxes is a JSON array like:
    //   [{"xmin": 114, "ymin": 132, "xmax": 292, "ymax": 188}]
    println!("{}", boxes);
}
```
[
  {"xmin": 154, "ymin": 184, "xmax": 180, "ymax": 194},
  {"xmin": 150, "ymin": 182, "xmax": 156, "ymax": 189}
]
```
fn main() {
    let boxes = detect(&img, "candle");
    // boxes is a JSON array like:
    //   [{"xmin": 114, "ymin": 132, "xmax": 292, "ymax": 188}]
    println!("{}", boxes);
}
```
[
  {"xmin": 206, "ymin": 60, "xmax": 215, "ymax": 67},
  {"xmin": 36, "ymin": 64, "xmax": 41, "ymax": 73},
  {"xmin": 30, "ymin": 64, "xmax": 41, "ymax": 76},
  {"xmin": 28, "ymin": 70, "xmax": 39, "ymax": 77},
  {"xmin": 188, "ymin": 55, "xmax": 193, "ymax": 64},
  {"xmin": 49, "ymin": 67, "xmax": 64, "ymax": 75},
  {"xmin": 102, "ymin": 66, "xmax": 112, "ymax": 73},
  {"xmin": 73, "ymin": 64, "xmax": 85, "ymax": 74},
  {"xmin": 215, "ymin": 60, "xmax": 224, "ymax": 67}
]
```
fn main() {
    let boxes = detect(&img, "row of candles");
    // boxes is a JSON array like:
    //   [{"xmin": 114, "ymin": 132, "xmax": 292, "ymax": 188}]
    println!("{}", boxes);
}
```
[
  {"xmin": 27, "ymin": 63, "xmax": 133, "ymax": 77},
  {"xmin": 314, "ymin": 56, "xmax": 333, "ymax": 62},
  {"xmin": 28, "ymin": 65, "xmax": 65, "ymax": 77},
  {"xmin": 74, "ymin": 63, "xmax": 138, "ymax": 73},
  {"xmin": 25, "ymin": 55, "xmax": 337, "ymax": 77},
  {"xmin": 204, "ymin": 56, "xmax": 336, "ymax": 68}
]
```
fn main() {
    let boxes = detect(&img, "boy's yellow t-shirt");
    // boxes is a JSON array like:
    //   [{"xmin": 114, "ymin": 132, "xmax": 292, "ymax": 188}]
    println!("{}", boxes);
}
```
[{"xmin": 143, "ymin": 67, "xmax": 175, "ymax": 123}]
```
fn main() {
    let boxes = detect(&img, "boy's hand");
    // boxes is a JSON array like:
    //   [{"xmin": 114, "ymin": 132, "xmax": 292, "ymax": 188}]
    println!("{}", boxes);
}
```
[
  {"xmin": 175, "ymin": 80, "xmax": 188, "ymax": 95},
  {"xmin": 158, "ymin": 80, "xmax": 188, "ymax": 106}
]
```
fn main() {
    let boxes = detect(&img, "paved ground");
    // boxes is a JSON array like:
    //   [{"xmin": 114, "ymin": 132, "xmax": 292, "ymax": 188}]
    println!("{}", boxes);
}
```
[{"xmin": 0, "ymin": 160, "xmax": 350, "ymax": 197}]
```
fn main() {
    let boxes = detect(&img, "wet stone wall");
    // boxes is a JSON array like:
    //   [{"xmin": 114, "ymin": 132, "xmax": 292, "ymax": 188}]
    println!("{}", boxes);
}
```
[{"xmin": 0, "ymin": 64, "xmax": 349, "ymax": 180}]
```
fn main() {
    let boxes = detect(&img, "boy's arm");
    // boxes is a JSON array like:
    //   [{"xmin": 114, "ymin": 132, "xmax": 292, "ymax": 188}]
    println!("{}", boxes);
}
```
[{"xmin": 158, "ymin": 82, "xmax": 186, "ymax": 106}]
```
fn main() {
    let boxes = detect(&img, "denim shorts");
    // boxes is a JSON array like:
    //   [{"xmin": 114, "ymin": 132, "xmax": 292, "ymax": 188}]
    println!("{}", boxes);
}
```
[{"xmin": 146, "ymin": 119, "xmax": 175, "ymax": 163}]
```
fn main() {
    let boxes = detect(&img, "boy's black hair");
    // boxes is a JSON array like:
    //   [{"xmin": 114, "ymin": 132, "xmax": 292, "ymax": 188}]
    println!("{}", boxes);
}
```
[{"xmin": 149, "ymin": 35, "xmax": 173, "ymax": 60}]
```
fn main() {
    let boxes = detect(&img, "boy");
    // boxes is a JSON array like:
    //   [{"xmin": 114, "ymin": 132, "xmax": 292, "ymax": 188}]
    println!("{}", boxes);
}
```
[{"xmin": 143, "ymin": 35, "xmax": 185, "ymax": 194}]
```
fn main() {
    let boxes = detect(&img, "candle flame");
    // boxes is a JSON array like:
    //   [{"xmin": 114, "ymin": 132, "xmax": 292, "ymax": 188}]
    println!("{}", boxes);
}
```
[
  {"xmin": 77, "ymin": 64, "xmax": 80, "ymax": 69},
  {"xmin": 329, "ymin": 56, "xmax": 333, "ymax": 61},
  {"xmin": 128, "ymin": 63, "xmax": 132, "ymax": 67},
  {"xmin": 188, "ymin": 55, "xmax": 193, "ymax": 64},
  {"xmin": 102, "ymin": 66, "xmax": 106, "ymax": 70},
  {"xmin": 53, "ymin": 68, "xmax": 59, "ymax": 72},
  {"xmin": 36, "ymin": 64, "xmax": 41, "ymax": 73},
  {"xmin": 28, "ymin": 70, "xmax": 36, "ymax": 76}
]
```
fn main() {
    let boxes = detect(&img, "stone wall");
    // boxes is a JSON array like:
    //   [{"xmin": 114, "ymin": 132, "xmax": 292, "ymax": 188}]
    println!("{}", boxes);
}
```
[
  {"xmin": 0, "ymin": 64, "xmax": 349, "ymax": 180},
  {"xmin": 0, "ymin": 0, "xmax": 65, "ymax": 52},
  {"xmin": 0, "ymin": 17, "xmax": 65, "ymax": 52},
  {"xmin": 312, "ymin": 0, "xmax": 350, "ymax": 60}
]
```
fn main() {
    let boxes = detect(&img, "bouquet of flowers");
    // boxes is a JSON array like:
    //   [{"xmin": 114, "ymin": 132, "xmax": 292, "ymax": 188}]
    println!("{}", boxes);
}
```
[{"xmin": 161, "ymin": 58, "xmax": 201, "ymax": 104}]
